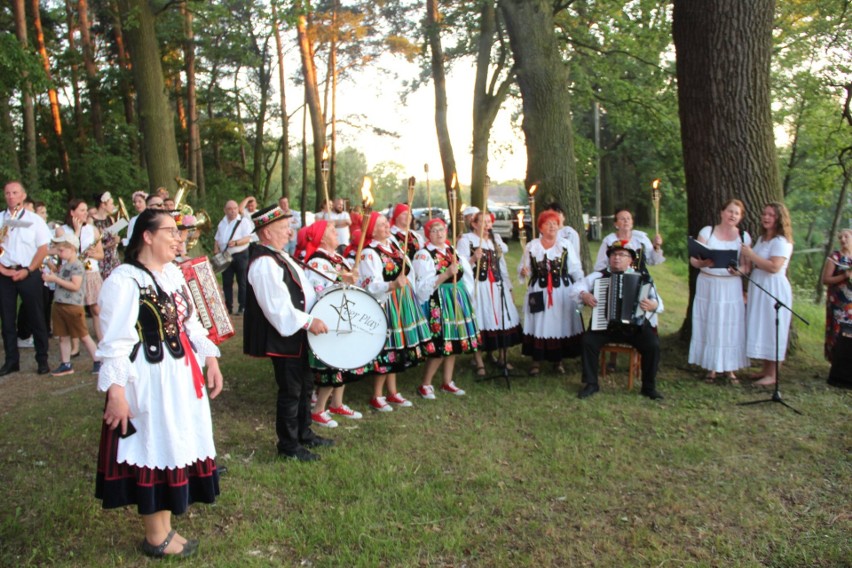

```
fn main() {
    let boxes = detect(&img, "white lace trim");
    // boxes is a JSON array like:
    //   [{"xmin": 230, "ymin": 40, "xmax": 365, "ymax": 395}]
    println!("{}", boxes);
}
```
[
  {"xmin": 191, "ymin": 335, "xmax": 221, "ymax": 361},
  {"xmin": 97, "ymin": 356, "xmax": 135, "ymax": 392}
]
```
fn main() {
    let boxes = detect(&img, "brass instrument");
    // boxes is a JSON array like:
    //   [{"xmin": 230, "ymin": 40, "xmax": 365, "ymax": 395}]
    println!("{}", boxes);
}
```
[
  {"xmin": 174, "ymin": 177, "xmax": 211, "ymax": 252},
  {"xmin": 117, "ymin": 197, "xmax": 131, "ymax": 222}
]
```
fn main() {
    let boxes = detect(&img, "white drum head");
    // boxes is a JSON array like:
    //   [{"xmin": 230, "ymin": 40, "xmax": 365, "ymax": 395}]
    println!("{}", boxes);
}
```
[{"xmin": 308, "ymin": 286, "xmax": 388, "ymax": 370}]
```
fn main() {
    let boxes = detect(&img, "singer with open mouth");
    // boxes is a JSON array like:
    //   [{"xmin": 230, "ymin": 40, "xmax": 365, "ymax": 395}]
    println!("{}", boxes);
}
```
[{"xmin": 688, "ymin": 199, "xmax": 752, "ymax": 384}]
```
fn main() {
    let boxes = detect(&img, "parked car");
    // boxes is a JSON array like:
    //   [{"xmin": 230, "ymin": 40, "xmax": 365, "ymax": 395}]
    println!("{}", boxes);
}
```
[
  {"xmin": 411, "ymin": 207, "xmax": 447, "ymax": 229},
  {"xmin": 489, "ymin": 206, "xmax": 515, "ymax": 240}
]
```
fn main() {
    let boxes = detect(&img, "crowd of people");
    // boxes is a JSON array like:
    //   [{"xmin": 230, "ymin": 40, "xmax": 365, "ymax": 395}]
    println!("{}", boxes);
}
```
[{"xmin": 2, "ymin": 178, "xmax": 849, "ymax": 558}]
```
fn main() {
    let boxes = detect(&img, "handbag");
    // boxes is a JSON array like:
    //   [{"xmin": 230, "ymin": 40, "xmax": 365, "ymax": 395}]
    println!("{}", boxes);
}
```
[{"xmin": 528, "ymin": 290, "xmax": 545, "ymax": 314}]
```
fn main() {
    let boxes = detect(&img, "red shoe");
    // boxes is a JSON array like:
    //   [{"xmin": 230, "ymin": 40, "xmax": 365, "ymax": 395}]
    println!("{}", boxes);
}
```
[
  {"xmin": 440, "ymin": 381, "xmax": 466, "ymax": 396},
  {"xmin": 369, "ymin": 397, "xmax": 393, "ymax": 412},
  {"xmin": 311, "ymin": 410, "xmax": 339, "ymax": 428},
  {"xmin": 385, "ymin": 392, "xmax": 413, "ymax": 407},
  {"xmin": 328, "ymin": 404, "xmax": 363, "ymax": 420}
]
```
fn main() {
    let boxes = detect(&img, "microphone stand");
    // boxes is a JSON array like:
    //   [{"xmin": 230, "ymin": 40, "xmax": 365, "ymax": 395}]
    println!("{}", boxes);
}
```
[
  {"xmin": 477, "ymin": 232, "xmax": 512, "ymax": 389},
  {"xmin": 728, "ymin": 262, "xmax": 808, "ymax": 414}
]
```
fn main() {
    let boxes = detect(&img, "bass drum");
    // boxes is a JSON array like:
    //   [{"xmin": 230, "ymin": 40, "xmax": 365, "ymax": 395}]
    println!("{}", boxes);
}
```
[{"xmin": 308, "ymin": 285, "xmax": 388, "ymax": 370}]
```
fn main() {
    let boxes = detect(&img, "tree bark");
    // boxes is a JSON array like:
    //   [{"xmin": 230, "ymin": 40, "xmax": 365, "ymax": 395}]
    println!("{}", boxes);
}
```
[
  {"xmin": 271, "ymin": 2, "xmax": 290, "ymax": 199},
  {"xmin": 251, "ymin": 37, "xmax": 272, "ymax": 196},
  {"xmin": 31, "ymin": 0, "xmax": 73, "ymax": 189},
  {"xmin": 108, "ymin": 0, "xmax": 139, "ymax": 162},
  {"xmin": 296, "ymin": 10, "xmax": 328, "ymax": 211},
  {"xmin": 78, "ymin": 0, "xmax": 104, "ymax": 145},
  {"xmin": 12, "ymin": 0, "xmax": 38, "ymax": 191},
  {"xmin": 329, "ymin": 2, "xmax": 338, "ymax": 200},
  {"xmin": 471, "ymin": 0, "xmax": 514, "ymax": 210},
  {"xmin": 117, "ymin": 0, "xmax": 181, "ymax": 195},
  {"xmin": 64, "ymin": 0, "xmax": 85, "ymax": 143},
  {"xmin": 0, "ymin": 95, "xmax": 21, "ymax": 178},
  {"xmin": 181, "ymin": 1, "xmax": 204, "ymax": 197},
  {"xmin": 673, "ymin": 0, "xmax": 781, "ymax": 338},
  {"xmin": 425, "ymin": 0, "xmax": 457, "ymax": 211},
  {"xmin": 498, "ymin": 0, "xmax": 587, "ymax": 262}
]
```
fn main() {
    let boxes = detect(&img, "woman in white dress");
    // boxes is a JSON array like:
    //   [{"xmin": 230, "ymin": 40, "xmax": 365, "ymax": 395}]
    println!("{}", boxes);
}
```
[
  {"xmin": 741, "ymin": 202, "xmax": 794, "ymax": 387},
  {"xmin": 594, "ymin": 208, "xmax": 665, "ymax": 272},
  {"xmin": 457, "ymin": 212, "xmax": 522, "ymax": 374},
  {"xmin": 60, "ymin": 198, "xmax": 105, "ymax": 342},
  {"xmin": 688, "ymin": 199, "xmax": 751, "ymax": 383},
  {"xmin": 95, "ymin": 209, "xmax": 223, "ymax": 559},
  {"xmin": 518, "ymin": 210, "xmax": 585, "ymax": 375}
]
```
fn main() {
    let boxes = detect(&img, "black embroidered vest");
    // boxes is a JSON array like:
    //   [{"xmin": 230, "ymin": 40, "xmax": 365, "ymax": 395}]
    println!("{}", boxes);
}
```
[
  {"xmin": 529, "ymin": 247, "xmax": 572, "ymax": 288},
  {"xmin": 244, "ymin": 244, "xmax": 307, "ymax": 358}
]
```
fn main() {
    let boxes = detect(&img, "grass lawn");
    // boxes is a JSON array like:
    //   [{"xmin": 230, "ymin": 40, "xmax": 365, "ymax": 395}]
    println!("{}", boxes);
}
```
[{"xmin": 1, "ymin": 243, "xmax": 850, "ymax": 567}]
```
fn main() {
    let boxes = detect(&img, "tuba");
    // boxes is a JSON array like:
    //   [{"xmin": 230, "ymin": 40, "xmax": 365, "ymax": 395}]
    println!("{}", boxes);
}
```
[{"xmin": 173, "ymin": 177, "xmax": 211, "ymax": 252}]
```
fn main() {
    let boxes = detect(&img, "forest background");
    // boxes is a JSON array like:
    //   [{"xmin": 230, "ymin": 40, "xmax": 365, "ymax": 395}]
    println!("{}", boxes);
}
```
[{"xmin": 0, "ymin": 0, "xmax": 850, "ymax": 318}]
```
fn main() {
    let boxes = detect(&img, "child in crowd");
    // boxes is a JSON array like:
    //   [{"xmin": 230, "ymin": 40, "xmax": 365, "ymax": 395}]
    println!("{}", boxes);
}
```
[{"xmin": 41, "ymin": 233, "xmax": 101, "ymax": 376}]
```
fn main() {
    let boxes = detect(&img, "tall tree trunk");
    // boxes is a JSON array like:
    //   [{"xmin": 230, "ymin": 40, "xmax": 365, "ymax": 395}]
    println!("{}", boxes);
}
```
[
  {"xmin": 673, "ymin": 0, "xmax": 781, "ymax": 338},
  {"xmin": 108, "ymin": 0, "xmax": 139, "ymax": 162},
  {"xmin": 498, "ymin": 0, "xmax": 586, "ymax": 260},
  {"xmin": 206, "ymin": 52, "xmax": 222, "ymax": 172},
  {"xmin": 174, "ymin": 72, "xmax": 187, "ymax": 168},
  {"xmin": 272, "ymin": 2, "xmax": 290, "ymax": 199},
  {"xmin": 0, "ymin": 95, "xmax": 21, "ymax": 178},
  {"xmin": 471, "ymin": 0, "xmax": 513, "ymax": 210},
  {"xmin": 64, "ymin": 0, "xmax": 85, "ymax": 143},
  {"xmin": 296, "ymin": 11, "xmax": 327, "ymax": 211},
  {"xmin": 78, "ymin": 0, "xmax": 104, "ymax": 145},
  {"xmin": 234, "ymin": 65, "xmax": 248, "ymax": 174},
  {"xmin": 181, "ymin": 1, "xmax": 198, "ymax": 192},
  {"xmin": 425, "ymin": 0, "xmax": 457, "ymax": 211},
  {"xmin": 252, "ymin": 38, "xmax": 271, "ymax": 196},
  {"xmin": 301, "ymin": 98, "xmax": 309, "ymax": 220},
  {"xmin": 13, "ymin": 0, "xmax": 38, "ymax": 191},
  {"xmin": 31, "ymin": 0, "xmax": 73, "ymax": 190},
  {"xmin": 117, "ymin": 0, "xmax": 181, "ymax": 195}
]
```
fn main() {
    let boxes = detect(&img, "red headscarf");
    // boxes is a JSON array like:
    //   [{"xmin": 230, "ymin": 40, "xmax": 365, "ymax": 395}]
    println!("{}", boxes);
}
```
[
  {"xmin": 343, "ymin": 228, "xmax": 362, "ymax": 259},
  {"xmin": 423, "ymin": 217, "xmax": 446, "ymax": 237},
  {"xmin": 364, "ymin": 211, "xmax": 381, "ymax": 243},
  {"xmin": 299, "ymin": 220, "xmax": 328, "ymax": 261},
  {"xmin": 293, "ymin": 226, "xmax": 310, "ymax": 261},
  {"xmin": 390, "ymin": 203, "xmax": 409, "ymax": 226}
]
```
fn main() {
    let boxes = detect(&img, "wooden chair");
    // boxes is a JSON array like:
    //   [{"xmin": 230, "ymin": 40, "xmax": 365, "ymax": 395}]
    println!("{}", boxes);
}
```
[{"xmin": 600, "ymin": 343, "xmax": 642, "ymax": 390}]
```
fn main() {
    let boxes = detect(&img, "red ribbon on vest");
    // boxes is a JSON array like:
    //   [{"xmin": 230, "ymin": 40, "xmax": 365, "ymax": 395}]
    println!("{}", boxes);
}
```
[{"xmin": 180, "ymin": 332, "xmax": 205, "ymax": 399}]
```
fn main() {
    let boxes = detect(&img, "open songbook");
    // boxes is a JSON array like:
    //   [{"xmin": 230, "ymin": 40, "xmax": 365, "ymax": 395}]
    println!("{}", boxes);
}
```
[
  {"xmin": 826, "ymin": 256, "xmax": 851, "ymax": 271},
  {"xmin": 688, "ymin": 237, "xmax": 738, "ymax": 268}
]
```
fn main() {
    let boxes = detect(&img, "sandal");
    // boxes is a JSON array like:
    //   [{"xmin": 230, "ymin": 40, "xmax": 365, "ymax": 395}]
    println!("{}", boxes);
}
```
[
  {"xmin": 140, "ymin": 529, "xmax": 199, "ymax": 559},
  {"xmin": 725, "ymin": 372, "xmax": 739, "ymax": 385},
  {"xmin": 704, "ymin": 372, "xmax": 717, "ymax": 384},
  {"xmin": 529, "ymin": 366, "xmax": 541, "ymax": 376},
  {"xmin": 475, "ymin": 365, "xmax": 486, "ymax": 377}
]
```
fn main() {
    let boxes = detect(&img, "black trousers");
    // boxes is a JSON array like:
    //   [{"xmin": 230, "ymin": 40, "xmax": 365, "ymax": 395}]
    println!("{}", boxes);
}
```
[
  {"xmin": 0, "ymin": 271, "xmax": 49, "ymax": 366},
  {"xmin": 221, "ymin": 250, "xmax": 249, "ymax": 312},
  {"xmin": 271, "ymin": 354, "xmax": 317, "ymax": 454},
  {"xmin": 581, "ymin": 323, "xmax": 660, "ymax": 391}
]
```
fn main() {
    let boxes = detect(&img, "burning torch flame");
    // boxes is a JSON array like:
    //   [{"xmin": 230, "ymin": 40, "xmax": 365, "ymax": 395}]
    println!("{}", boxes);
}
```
[
  {"xmin": 528, "ymin": 184, "xmax": 538, "ymax": 197},
  {"xmin": 652, "ymin": 178, "xmax": 661, "ymax": 190},
  {"xmin": 322, "ymin": 145, "xmax": 330, "ymax": 162},
  {"xmin": 360, "ymin": 177, "xmax": 374, "ymax": 208},
  {"xmin": 450, "ymin": 173, "xmax": 458, "ymax": 191},
  {"xmin": 517, "ymin": 211, "xmax": 524, "ymax": 228}
]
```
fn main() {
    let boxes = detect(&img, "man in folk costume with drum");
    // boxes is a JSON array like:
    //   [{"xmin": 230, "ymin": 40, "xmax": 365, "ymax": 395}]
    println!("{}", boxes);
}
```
[
  {"xmin": 244, "ymin": 205, "xmax": 333, "ymax": 462},
  {"xmin": 569, "ymin": 240, "xmax": 665, "ymax": 400},
  {"xmin": 214, "ymin": 200, "xmax": 253, "ymax": 316}
]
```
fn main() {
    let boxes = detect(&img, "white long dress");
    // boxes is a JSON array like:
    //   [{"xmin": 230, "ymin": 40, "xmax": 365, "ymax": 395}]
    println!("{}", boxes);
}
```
[
  {"xmin": 688, "ymin": 226, "xmax": 752, "ymax": 372},
  {"xmin": 594, "ymin": 230, "xmax": 665, "ymax": 272},
  {"xmin": 456, "ymin": 231, "xmax": 523, "ymax": 351},
  {"xmin": 96, "ymin": 263, "xmax": 221, "ymax": 470},
  {"xmin": 518, "ymin": 238, "xmax": 585, "ymax": 361},
  {"xmin": 745, "ymin": 236, "xmax": 794, "ymax": 360}
]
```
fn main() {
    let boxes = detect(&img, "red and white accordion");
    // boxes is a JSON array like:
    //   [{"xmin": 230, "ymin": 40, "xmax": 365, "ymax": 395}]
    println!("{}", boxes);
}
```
[{"xmin": 180, "ymin": 256, "xmax": 235, "ymax": 344}]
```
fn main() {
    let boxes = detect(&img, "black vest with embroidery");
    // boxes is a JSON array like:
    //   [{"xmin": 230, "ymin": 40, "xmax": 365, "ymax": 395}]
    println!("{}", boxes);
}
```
[
  {"xmin": 428, "ymin": 245, "xmax": 463, "ymax": 279},
  {"xmin": 367, "ymin": 241, "xmax": 410, "ymax": 281},
  {"xmin": 467, "ymin": 240, "xmax": 501, "ymax": 282},
  {"xmin": 130, "ymin": 278, "xmax": 187, "ymax": 364},
  {"xmin": 391, "ymin": 226, "xmax": 420, "ymax": 259},
  {"xmin": 308, "ymin": 249, "xmax": 348, "ymax": 282},
  {"xmin": 244, "ymin": 244, "xmax": 307, "ymax": 358},
  {"xmin": 529, "ymin": 247, "xmax": 572, "ymax": 288}
]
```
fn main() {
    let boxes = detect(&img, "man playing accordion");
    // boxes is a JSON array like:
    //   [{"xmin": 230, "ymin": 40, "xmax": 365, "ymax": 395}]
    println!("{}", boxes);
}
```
[{"xmin": 569, "ymin": 240, "xmax": 664, "ymax": 400}]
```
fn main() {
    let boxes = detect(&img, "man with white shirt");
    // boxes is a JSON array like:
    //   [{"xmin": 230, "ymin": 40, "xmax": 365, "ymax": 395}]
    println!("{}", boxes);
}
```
[
  {"xmin": 0, "ymin": 181, "xmax": 52, "ymax": 375},
  {"xmin": 214, "ymin": 200, "xmax": 253, "ymax": 315},
  {"xmin": 316, "ymin": 198, "xmax": 350, "ymax": 254},
  {"xmin": 569, "ymin": 240, "xmax": 664, "ymax": 400},
  {"xmin": 279, "ymin": 196, "xmax": 300, "ymax": 255},
  {"xmin": 244, "ymin": 204, "xmax": 332, "ymax": 462}
]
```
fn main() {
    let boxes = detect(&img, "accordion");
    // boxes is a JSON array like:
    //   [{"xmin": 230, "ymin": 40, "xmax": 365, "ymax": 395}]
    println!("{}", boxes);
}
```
[
  {"xmin": 179, "ymin": 256, "xmax": 235, "ymax": 344},
  {"xmin": 591, "ymin": 273, "xmax": 651, "ymax": 331}
]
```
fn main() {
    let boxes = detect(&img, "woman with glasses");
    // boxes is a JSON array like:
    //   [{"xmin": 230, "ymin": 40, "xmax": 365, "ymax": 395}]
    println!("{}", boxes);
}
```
[{"xmin": 94, "ymin": 209, "xmax": 224, "ymax": 559}]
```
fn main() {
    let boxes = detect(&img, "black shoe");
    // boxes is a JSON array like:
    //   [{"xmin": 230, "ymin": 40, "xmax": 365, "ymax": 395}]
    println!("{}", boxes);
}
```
[
  {"xmin": 0, "ymin": 362, "xmax": 20, "ymax": 376},
  {"xmin": 236, "ymin": 308, "xmax": 245, "ymax": 316},
  {"xmin": 37, "ymin": 363, "xmax": 50, "ymax": 375},
  {"xmin": 217, "ymin": 465, "xmax": 228, "ymax": 476},
  {"xmin": 302, "ymin": 436, "xmax": 335, "ymax": 449},
  {"xmin": 278, "ymin": 447, "xmax": 320, "ymax": 462},
  {"xmin": 641, "ymin": 389, "xmax": 664, "ymax": 400},
  {"xmin": 70, "ymin": 351, "xmax": 81, "ymax": 359},
  {"xmin": 577, "ymin": 384, "xmax": 600, "ymax": 399}
]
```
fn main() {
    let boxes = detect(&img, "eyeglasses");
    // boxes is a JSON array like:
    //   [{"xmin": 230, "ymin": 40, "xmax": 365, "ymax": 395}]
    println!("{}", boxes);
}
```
[{"xmin": 155, "ymin": 227, "xmax": 181, "ymax": 238}]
